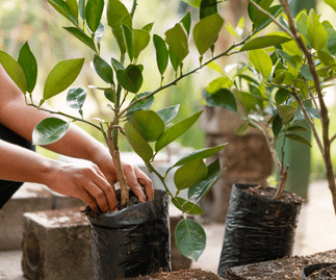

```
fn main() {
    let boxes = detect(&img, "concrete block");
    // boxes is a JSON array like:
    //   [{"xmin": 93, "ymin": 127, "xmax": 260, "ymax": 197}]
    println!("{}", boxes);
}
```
[
  {"xmin": 0, "ymin": 183, "xmax": 53, "ymax": 251},
  {"xmin": 21, "ymin": 208, "xmax": 93, "ymax": 280}
]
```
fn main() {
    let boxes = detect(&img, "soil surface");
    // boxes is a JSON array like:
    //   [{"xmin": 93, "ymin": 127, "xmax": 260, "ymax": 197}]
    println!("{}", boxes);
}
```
[
  {"xmin": 244, "ymin": 185, "xmax": 304, "ymax": 204},
  {"xmin": 119, "ymin": 269, "xmax": 223, "ymax": 279},
  {"xmin": 307, "ymin": 264, "xmax": 336, "ymax": 279}
]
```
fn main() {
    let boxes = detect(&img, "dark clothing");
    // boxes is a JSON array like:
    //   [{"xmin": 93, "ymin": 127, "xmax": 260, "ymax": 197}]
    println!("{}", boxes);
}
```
[{"xmin": 0, "ymin": 124, "xmax": 35, "ymax": 209}]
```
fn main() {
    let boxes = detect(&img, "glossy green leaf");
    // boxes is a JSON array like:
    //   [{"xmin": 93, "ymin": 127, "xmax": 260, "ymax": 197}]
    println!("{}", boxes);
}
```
[
  {"xmin": 272, "ymin": 114, "xmax": 282, "ymax": 137},
  {"xmin": 226, "ymin": 23, "xmax": 238, "ymax": 38},
  {"xmin": 206, "ymin": 62, "xmax": 223, "ymax": 74},
  {"xmin": 200, "ymin": 0, "xmax": 217, "ymax": 19},
  {"xmin": 132, "ymin": 110, "xmax": 165, "ymax": 142},
  {"xmin": 104, "ymin": 88, "xmax": 115, "ymax": 103},
  {"xmin": 66, "ymin": 0, "xmax": 78, "ymax": 19},
  {"xmin": 174, "ymin": 159, "xmax": 207, "ymax": 191},
  {"xmin": 175, "ymin": 218, "xmax": 206, "ymax": 260},
  {"xmin": 308, "ymin": 9, "xmax": 327, "ymax": 50},
  {"xmin": 237, "ymin": 17, "xmax": 245, "ymax": 29},
  {"xmin": 66, "ymin": 87, "xmax": 87, "ymax": 117},
  {"xmin": 296, "ymin": 10, "xmax": 309, "ymax": 42},
  {"xmin": 174, "ymin": 144, "xmax": 227, "ymax": 167},
  {"xmin": 206, "ymin": 77, "xmax": 233, "ymax": 94},
  {"xmin": 79, "ymin": 0, "xmax": 85, "ymax": 20},
  {"xmin": 235, "ymin": 123, "xmax": 250, "ymax": 136},
  {"xmin": 0, "ymin": 51, "xmax": 27, "ymax": 94},
  {"xmin": 117, "ymin": 65, "xmax": 143, "ymax": 93},
  {"xmin": 93, "ymin": 54, "xmax": 114, "ymax": 84},
  {"xmin": 278, "ymin": 105, "xmax": 298, "ymax": 124},
  {"xmin": 155, "ymin": 111, "xmax": 203, "ymax": 152},
  {"xmin": 233, "ymin": 89, "xmax": 257, "ymax": 113},
  {"xmin": 111, "ymin": 57, "xmax": 125, "ymax": 71},
  {"xmin": 205, "ymin": 89, "xmax": 237, "ymax": 113},
  {"xmin": 165, "ymin": 23, "xmax": 189, "ymax": 63},
  {"xmin": 286, "ymin": 133, "xmax": 312, "ymax": 147},
  {"xmin": 275, "ymin": 88, "xmax": 289, "ymax": 104},
  {"xmin": 172, "ymin": 197, "xmax": 205, "ymax": 215},
  {"xmin": 276, "ymin": 49, "xmax": 297, "ymax": 68},
  {"xmin": 156, "ymin": 105, "xmax": 180, "ymax": 124},
  {"xmin": 240, "ymin": 33, "xmax": 292, "ymax": 51},
  {"xmin": 95, "ymin": 22, "xmax": 105, "ymax": 42},
  {"xmin": 85, "ymin": 0, "xmax": 104, "ymax": 33},
  {"xmin": 181, "ymin": 12, "xmax": 192, "ymax": 35},
  {"xmin": 32, "ymin": 118, "xmax": 70, "ymax": 145},
  {"xmin": 287, "ymin": 125, "xmax": 308, "ymax": 132},
  {"xmin": 153, "ymin": 35, "xmax": 169, "ymax": 76},
  {"xmin": 169, "ymin": 49, "xmax": 180, "ymax": 71},
  {"xmin": 127, "ymin": 92, "xmax": 154, "ymax": 116},
  {"xmin": 324, "ymin": 0, "xmax": 336, "ymax": 12},
  {"xmin": 124, "ymin": 121, "xmax": 153, "ymax": 162},
  {"xmin": 317, "ymin": 50, "xmax": 335, "ymax": 66},
  {"xmin": 188, "ymin": 159, "xmax": 223, "ymax": 203},
  {"xmin": 248, "ymin": 49, "xmax": 272, "ymax": 79},
  {"xmin": 142, "ymin": 22, "xmax": 154, "ymax": 32},
  {"xmin": 193, "ymin": 14, "xmax": 224, "ymax": 56},
  {"xmin": 44, "ymin": 58, "xmax": 85, "ymax": 100},
  {"xmin": 122, "ymin": 24, "xmax": 134, "ymax": 61},
  {"xmin": 133, "ymin": 29, "xmax": 150, "ymax": 59},
  {"xmin": 300, "ymin": 64, "xmax": 313, "ymax": 81},
  {"xmin": 236, "ymin": 74, "xmax": 260, "ymax": 86},
  {"xmin": 248, "ymin": 84, "xmax": 264, "ymax": 110},
  {"xmin": 47, "ymin": 0, "xmax": 78, "ymax": 25},
  {"xmin": 323, "ymin": 21, "xmax": 336, "ymax": 55},
  {"xmin": 64, "ymin": 27, "xmax": 97, "ymax": 52},
  {"xmin": 18, "ymin": 42, "xmax": 37, "ymax": 94},
  {"xmin": 182, "ymin": 0, "xmax": 201, "ymax": 7},
  {"xmin": 255, "ymin": 4, "xmax": 282, "ymax": 32},
  {"xmin": 248, "ymin": 0, "xmax": 273, "ymax": 25}
]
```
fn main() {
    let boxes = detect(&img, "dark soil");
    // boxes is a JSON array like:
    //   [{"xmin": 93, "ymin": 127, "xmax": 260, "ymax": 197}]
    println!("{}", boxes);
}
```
[
  {"xmin": 244, "ymin": 185, "xmax": 304, "ymax": 204},
  {"xmin": 307, "ymin": 264, "xmax": 336, "ymax": 279},
  {"xmin": 118, "ymin": 269, "xmax": 223, "ymax": 279}
]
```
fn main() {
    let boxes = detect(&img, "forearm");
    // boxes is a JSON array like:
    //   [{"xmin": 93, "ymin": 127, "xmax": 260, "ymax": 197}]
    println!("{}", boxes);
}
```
[{"xmin": 0, "ymin": 139, "xmax": 53, "ymax": 184}]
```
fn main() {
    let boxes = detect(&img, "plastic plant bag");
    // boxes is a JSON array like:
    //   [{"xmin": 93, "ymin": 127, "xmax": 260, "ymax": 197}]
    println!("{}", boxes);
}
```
[
  {"xmin": 218, "ymin": 184, "xmax": 302, "ymax": 276},
  {"xmin": 87, "ymin": 189, "xmax": 171, "ymax": 280}
]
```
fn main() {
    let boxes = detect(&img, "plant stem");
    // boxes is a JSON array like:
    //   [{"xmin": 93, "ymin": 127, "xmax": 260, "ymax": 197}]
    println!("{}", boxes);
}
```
[{"xmin": 272, "ymin": 165, "xmax": 289, "ymax": 200}]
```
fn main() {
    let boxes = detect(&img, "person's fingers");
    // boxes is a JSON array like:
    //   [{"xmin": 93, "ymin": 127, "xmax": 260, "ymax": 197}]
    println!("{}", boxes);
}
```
[
  {"xmin": 123, "ymin": 163, "xmax": 147, "ymax": 202},
  {"xmin": 83, "ymin": 182, "xmax": 109, "ymax": 213},
  {"xmin": 77, "ymin": 190, "xmax": 99, "ymax": 212},
  {"xmin": 92, "ymin": 166, "xmax": 118, "ymax": 211},
  {"xmin": 134, "ymin": 168, "xmax": 154, "ymax": 201}
]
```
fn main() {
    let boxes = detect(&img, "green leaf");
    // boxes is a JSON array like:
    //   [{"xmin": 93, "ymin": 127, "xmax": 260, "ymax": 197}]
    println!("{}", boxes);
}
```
[
  {"xmin": 133, "ymin": 29, "xmax": 150, "ymax": 59},
  {"xmin": 32, "ymin": 118, "xmax": 70, "ymax": 145},
  {"xmin": 44, "ymin": 58, "xmax": 85, "ymax": 100},
  {"xmin": 200, "ymin": 0, "xmax": 217, "ymax": 19},
  {"xmin": 255, "ymin": 4, "xmax": 282, "ymax": 32},
  {"xmin": 122, "ymin": 24, "xmax": 134, "ymax": 61},
  {"xmin": 226, "ymin": 23, "xmax": 238, "ymax": 38},
  {"xmin": 85, "ymin": 0, "xmax": 104, "ymax": 34},
  {"xmin": 286, "ymin": 125, "xmax": 308, "ymax": 132},
  {"xmin": 323, "ymin": 21, "xmax": 336, "ymax": 55},
  {"xmin": 240, "ymin": 33, "xmax": 292, "ymax": 51},
  {"xmin": 286, "ymin": 133, "xmax": 312, "ymax": 147},
  {"xmin": 142, "ymin": 22, "xmax": 154, "ymax": 32},
  {"xmin": 47, "ymin": 0, "xmax": 78, "ymax": 25},
  {"xmin": 278, "ymin": 105, "xmax": 298, "ymax": 124},
  {"xmin": 111, "ymin": 57, "xmax": 125, "ymax": 71},
  {"xmin": 188, "ymin": 159, "xmax": 223, "ymax": 203},
  {"xmin": 104, "ymin": 88, "xmax": 115, "ymax": 103},
  {"xmin": 272, "ymin": 114, "xmax": 282, "ymax": 137},
  {"xmin": 79, "ymin": 0, "xmax": 85, "ymax": 20},
  {"xmin": 156, "ymin": 105, "xmax": 180, "ymax": 124},
  {"xmin": 172, "ymin": 197, "xmax": 205, "ymax": 215},
  {"xmin": 296, "ymin": 10, "xmax": 309, "ymax": 43},
  {"xmin": 124, "ymin": 121, "xmax": 153, "ymax": 162},
  {"xmin": 275, "ymin": 88, "xmax": 289, "ymax": 104},
  {"xmin": 155, "ymin": 111, "xmax": 203, "ymax": 152},
  {"xmin": 181, "ymin": 12, "xmax": 192, "ymax": 35},
  {"xmin": 235, "ymin": 123, "xmax": 250, "ymax": 136},
  {"xmin": 233, "ymin": 89, "xmax": 257, "ymax": 113},
  {"xmin": 308, "ymin": 9, "xmax": 328, "ymax": 50},
  {"xmin": 153, "ymin": 34, "xmax": 169, "ymax": 76},
  {"xmin": 317, "ymin": 50, "xmax": 336, "ymax": 66},
  {"xmin": 324, "ymin": 0, "xmax": 336, "ymax": 12},
  {"xmin": 206, "ymin": 77, "xmax": 233, "ymax": 94},
  {"xmin": 175, "ymin": 218, "xmax": 206, "ymax": 261},
  {"xmin": 0, "ymin": 51, "xmax": 27, "ymax": 94},
  {"xmin": 182, "ymin": 0, "xmax": 201, "ymax": 7},
  {"xmin": 276, "ymin": 49, "xmax": 297, "ymax": 68},
  {"xmin": 64, "ymin": 27, "xmax": 97, "ymax": 52},
  {"xmin": 205, "ymin": 89, "xmax": 237, "ymax": 113},
  {"xmin": 193, "ymin": 13, "xmax": 224, "ymax": 56},
  {"xmin": 18, "ymin": 42, "xmax": 37, "ymax": 94},
  {"xmin": 127, "ymin": 91, "xmax": 154, "ymax": 116},
  {"xmin": 117, "ymin": 65, "xmax": 143, "ymax": 93},
  {"xmin": 174, "ymin": 159, "xmax": 207, "ymax": 191},
  {"xmin": 248, "ymin": 49, "xmax": 273, "ymax": 79},
  {"xmin": 165, "ymin": 23, "xmax": 189, "ymax": 63},
  {"xmin": 66, "ymin": 87, "xmax": 87, "ymax": 117},
  {"xmin": 132, "ymin": 110, "xmax": 165, "ymax": 142},
  {"xmin": 169, "ymin": 49, "xmax": 180, "ymax": 71},
  {"xmin": 236, "ymin": 74, "xmax": 260, "ymax": 86},
  {"xmin": 206, "ymin": 62, "xmax": 223, "ymax": 74},
  {"xmin": 93, "ymin": 54, "xmax": 114, "ymax": 84},
  {"xmin": 95, "ymin": 22, "xmax": 105, "ymax": 42},
  {"xmin": 248, "ymin": 0, "xmax": 273, "ymax": 26},
  {"xmin": 300, "ymin": 64, "xmax": 313, "ymax": 81},
  {"xmin": 237, "ymin": 17, "xmax": 245, "ymax": 29},
  {"xmin": 174, "ymin": 144, "xmax": 227, "ymax": 167},
  {"xmin": 66, "ymin": 0, "xmax": 79, "ymax": 19}
]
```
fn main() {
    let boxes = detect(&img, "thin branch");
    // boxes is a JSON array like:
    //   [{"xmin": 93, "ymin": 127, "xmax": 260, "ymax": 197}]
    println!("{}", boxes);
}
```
[
  {"xmin": 330, "ymin": 134, "xmax": 336, "ymax": 144},
  {"xmin": 272, "ymin": 165, "xmax": 289, "ymax": 200}
]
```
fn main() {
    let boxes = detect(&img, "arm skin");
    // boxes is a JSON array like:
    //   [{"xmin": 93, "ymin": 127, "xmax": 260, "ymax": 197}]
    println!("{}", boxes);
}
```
[{"xmin": 0, "ymin": 63, "xmax": 154, "ymax": 212}]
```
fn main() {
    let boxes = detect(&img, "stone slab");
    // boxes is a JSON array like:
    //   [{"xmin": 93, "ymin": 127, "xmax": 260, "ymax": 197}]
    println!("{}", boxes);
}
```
[{"xmin": 21, "ymin": 208, "xmax": 93, "ymax": 280}]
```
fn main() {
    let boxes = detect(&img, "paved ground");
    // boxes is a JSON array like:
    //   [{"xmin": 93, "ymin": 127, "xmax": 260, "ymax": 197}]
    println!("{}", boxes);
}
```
[{"xmin": 1, "ymin": 180, "xmax": 336, "ymax": 279}]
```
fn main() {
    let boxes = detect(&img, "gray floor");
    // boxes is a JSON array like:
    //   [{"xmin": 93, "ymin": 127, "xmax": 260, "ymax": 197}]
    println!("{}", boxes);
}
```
[{"xmin": 1, "ymin": 180, "xmax": 336, "ymax": 279}]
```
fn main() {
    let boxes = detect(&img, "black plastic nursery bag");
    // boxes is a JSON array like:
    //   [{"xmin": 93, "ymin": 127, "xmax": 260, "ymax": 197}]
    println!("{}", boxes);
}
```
[
  {"xmin": 218, "ymin": 184, "xmax": 302, "ymax": 276},
  {"xmin": 302, "ymin": 263, "xmax": 336, "ymax": 280},
  {"xmin": 87, "ymin": 189, "xmax": 171, "ymax": 280}
]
